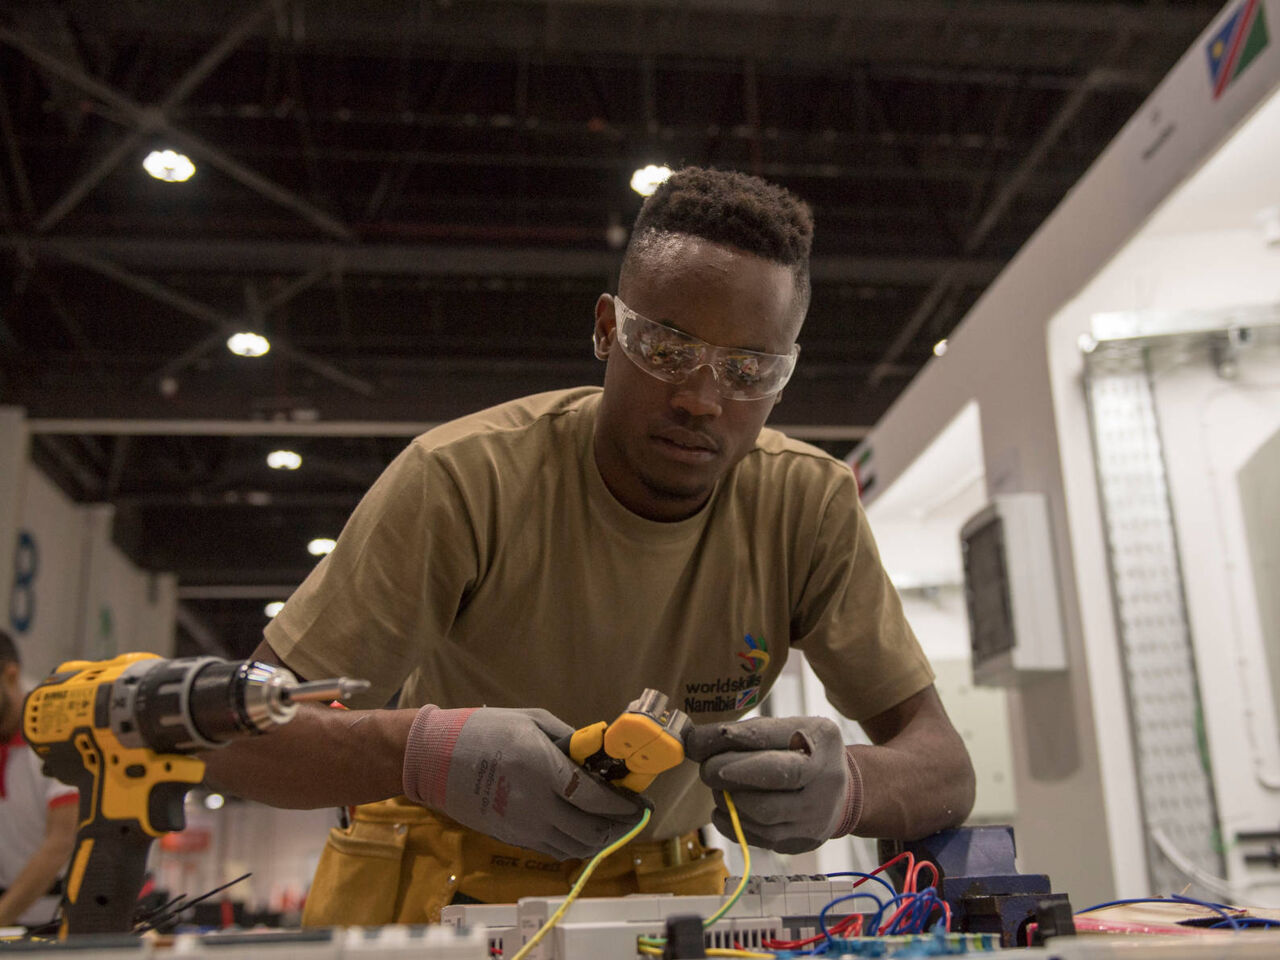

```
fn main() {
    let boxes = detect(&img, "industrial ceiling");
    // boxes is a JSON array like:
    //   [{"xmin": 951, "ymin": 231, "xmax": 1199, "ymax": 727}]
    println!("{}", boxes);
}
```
[{"xmin": 0, "ymin": 0, "xmax": 1222, "ymax": 656}]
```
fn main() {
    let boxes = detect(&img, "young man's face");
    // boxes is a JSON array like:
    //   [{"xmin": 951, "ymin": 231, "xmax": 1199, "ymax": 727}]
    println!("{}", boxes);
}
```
[{"xmin": 593, "ymin": 235, "xmax": 803, "ymax": 521}]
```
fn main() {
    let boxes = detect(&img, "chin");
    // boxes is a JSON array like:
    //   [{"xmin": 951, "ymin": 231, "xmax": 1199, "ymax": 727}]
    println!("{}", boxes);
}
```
[{"xmin": 639, "ymin": 468, "xmax": 717, "ymax": 505}]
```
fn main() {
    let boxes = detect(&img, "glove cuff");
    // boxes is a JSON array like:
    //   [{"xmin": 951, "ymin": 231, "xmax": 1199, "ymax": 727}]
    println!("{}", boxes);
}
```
[
  {"xmin": 402, "ymin": 704, "xmax": 477, "ymax": 808},
  {"xmin": 833, "ymin": 749, "xmax": 864, "ymax": 838}
]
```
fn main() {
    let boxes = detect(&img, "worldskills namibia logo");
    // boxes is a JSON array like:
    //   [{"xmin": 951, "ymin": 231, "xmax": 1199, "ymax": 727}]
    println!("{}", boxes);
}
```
[
  {"xmin": 1206, "ymin": 0, "xmax": 1270, "ymax": 99},
  {"xmin": 682, "ymin": 633, "xmax": 771, "ymax": 714},
  {"xmin": 734, "ymin": 634, "xmax": 770, "ymax": 709}
]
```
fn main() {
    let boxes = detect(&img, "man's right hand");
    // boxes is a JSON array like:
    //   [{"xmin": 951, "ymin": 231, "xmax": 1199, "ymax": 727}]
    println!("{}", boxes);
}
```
[{"xmin": 402, "ymin": 705, "xmax": 645, "ymax": 860}]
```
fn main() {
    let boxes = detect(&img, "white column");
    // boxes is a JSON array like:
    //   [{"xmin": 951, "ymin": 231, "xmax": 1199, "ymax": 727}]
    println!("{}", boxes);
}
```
[
  {"xmin": 0, "ymin": 407, "xmax": 30, "ymax": 645},
  {"xmin": 138, "ymin": 571, "xmax": 180, "ymax": 657},
  {"xmin": 75, "ymin": 503, "xmax": 118, "ymax": 660}
]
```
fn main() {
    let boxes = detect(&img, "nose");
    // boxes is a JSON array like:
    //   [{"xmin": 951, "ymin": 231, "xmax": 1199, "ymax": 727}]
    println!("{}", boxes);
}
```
[{"xmin": 670, "ymin": 365, "xmax": 723, "ymax": 418}]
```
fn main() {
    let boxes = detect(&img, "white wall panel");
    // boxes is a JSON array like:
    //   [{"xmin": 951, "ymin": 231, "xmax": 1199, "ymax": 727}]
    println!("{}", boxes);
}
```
[
  {"xmin": 13, "ymin": 463, "xmax": 176, "ymax": 676},
  {"xmin": 13, "ymin": 467, "xmax": 89, "ymax": 677},
  {"xmin": 1151, "ymin": 342, "xmax": 1280, "ymax": 903},
  {"xmin": 0, "ymin": 408, "xmax": 27, "ymax": 647}
]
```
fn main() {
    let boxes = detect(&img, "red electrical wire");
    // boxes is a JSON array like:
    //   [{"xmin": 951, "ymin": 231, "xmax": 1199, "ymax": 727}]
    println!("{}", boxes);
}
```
[
  {"xmin": 859, "ymin": 851, "xmax": 916, "ymax": 892},
  {"xmin": 763, "ymin": 850, "xmax": 935, "ymax": 950},
  {"xmin": 908, "ymin": 859, "xmax": 939, "ymax": 892}
]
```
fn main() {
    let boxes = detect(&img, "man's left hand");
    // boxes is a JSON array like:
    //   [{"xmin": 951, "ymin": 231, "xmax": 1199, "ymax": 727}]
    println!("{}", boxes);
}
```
[{"xmin": 685, "ymin": 716, "xmax": 862, "ymax": 854}]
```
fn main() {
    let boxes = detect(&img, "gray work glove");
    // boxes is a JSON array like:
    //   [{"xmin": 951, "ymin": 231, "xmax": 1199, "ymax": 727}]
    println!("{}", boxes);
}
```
[
  {"xmin": 402, "ymin": 705, "xmax": 645, "ymax": 861},
  {"xmin": 685, "ymin": 716, "xmax": 863, "ymax": 854}
]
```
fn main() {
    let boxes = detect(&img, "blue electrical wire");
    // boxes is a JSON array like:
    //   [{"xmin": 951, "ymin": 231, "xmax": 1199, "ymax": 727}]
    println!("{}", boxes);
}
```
[
  {"xmin": 882, "ymin": 895, "xmax": 919, "ymax": 934},
  {"xmin": 787, "ymin": 886, "xmax": 953, "ymax": 958},
  {"xmin": 1210, "ymin": 917, "xmax": 1280, "ymax": 929},
  {"xmin": 1075, "ymin": 895, "xmax": 1243, "ymax": 931},
  {"xmin": 866, "ymin": 891, "xmax": 910, "ymax": 934},
  {"xmin": 883, "ymin": 888, "xmax": 946, "ymax": 935},
  {"xmin": 909, "ymin": 892, "xmax": 945, "ymax": 933},
  {"xmin": 815, "ymin": 891, "xmax": 889, "ymax": 944}
]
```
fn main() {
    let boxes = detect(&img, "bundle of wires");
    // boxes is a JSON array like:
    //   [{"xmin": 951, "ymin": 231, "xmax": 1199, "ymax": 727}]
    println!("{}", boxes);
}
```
[
  {"xmin": 509, "ymin": 794, "xmax": 949, "ymax": 960},
  {"xmin": 762, "ymin": 851, "xmax": 949, "ymax": 954},
  {"xmin": 636, "ymin": 794, "xmax": 773, "ymax": 958},
  {"xmin": 511, "ymin": 795, "xmax": 770, "ymax": 960},
  {"xmin": 508, "ymin": 810, "xmax": 652, "ymax": 960},
  {"xmin": 1072, "ymin": 894, "xmax": 1280, "ymax": 934}
]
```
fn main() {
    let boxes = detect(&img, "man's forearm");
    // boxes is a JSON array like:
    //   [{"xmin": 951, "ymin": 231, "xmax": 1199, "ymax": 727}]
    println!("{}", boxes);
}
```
[
  {"xmin": 0, "ymin": 843, "xmax": 68, "ymax": 926},
  {"xmin": 201, "ymin": 702, "xmax": 417, "ymax": 808},
  {"xmin": 847, "ymin": 739, "xmax": 975, "ymax": 840},
  {"xmin": 840, "ymin": 685, "xmax": 977, "ymax": 841}
]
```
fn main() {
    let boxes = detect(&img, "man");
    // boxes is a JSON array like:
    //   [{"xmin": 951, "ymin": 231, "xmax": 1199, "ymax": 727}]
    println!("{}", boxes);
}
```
[
  {"xmin": 0, "ymin": 631, "xmax": 78, "ymax": 929},
  {"xmin": 204, "ymin": 167, "xmax": 975, "ymax": 924}
]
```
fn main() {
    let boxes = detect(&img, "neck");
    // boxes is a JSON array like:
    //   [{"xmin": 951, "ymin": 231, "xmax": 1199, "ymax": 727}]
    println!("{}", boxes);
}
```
[{"xmin": 591, "ymin": 431, "xmax": 708, "ymax": 522}]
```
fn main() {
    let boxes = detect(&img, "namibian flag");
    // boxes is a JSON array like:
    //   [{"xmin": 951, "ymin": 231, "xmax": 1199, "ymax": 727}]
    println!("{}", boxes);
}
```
[{"xmin": 1207, "ymin": 0, "xmax": 1270, "ymax": 99}]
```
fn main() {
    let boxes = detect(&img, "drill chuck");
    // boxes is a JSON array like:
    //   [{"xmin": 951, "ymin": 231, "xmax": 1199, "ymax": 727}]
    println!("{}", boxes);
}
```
[{"xmin": 113, "ymin": 657, "xmax": 304, "ymax": 753}]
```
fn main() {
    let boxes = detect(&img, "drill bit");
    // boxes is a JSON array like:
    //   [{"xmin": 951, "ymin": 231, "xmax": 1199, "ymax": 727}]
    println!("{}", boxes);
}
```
[{"xmin": 285, "ymin": 677, "xmax": 371, "ymax": 704}]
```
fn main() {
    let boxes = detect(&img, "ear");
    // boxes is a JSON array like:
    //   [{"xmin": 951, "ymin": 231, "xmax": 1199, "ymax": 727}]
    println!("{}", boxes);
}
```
[{"xmin": 593, "ymin": 294, "xmax": 617, "ymax": 360}]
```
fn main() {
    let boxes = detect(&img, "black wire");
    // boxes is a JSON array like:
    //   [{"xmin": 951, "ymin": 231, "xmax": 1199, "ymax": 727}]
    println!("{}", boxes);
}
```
[
  {"xmin": 132, "ymin": 891, "xmax": 193, "ymax": 932},
  {"xmin": 133, "ymin": 872, "xmax": 252, "ymax": 934}
]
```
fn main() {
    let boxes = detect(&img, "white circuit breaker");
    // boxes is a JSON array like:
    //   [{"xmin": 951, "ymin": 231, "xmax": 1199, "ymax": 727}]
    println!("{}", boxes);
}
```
[{"xmin": 960, "ymin": 492, "xmax": 1067, "ymax": 686}]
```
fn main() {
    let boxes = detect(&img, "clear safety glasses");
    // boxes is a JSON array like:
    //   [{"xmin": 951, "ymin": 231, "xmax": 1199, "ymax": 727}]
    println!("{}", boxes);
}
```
[{"xmin": 613, "ymin": 297, "xmax": 800, "ymax": 401}]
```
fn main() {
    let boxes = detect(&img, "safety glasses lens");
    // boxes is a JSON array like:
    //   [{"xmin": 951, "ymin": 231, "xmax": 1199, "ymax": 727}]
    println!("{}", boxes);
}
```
[{"xmin": 615, "ymin": 300, "xmax": 795, "ymax": 399}]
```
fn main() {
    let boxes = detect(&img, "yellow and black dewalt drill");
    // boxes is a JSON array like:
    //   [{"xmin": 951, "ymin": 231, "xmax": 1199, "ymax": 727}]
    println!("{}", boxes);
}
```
[{"xmin": 22, "ymin": 652, "xmax": 367, "ymax": 936}]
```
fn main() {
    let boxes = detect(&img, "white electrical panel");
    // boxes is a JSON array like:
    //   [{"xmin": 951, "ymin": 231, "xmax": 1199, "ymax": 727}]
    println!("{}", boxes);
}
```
[
  {"xmin": 960, "ymin": 493, "xmax": 1067, "ymax": 686},
  {"xmin": 443, "ymin": 876, "xmax": 871, "ymax": 960}
]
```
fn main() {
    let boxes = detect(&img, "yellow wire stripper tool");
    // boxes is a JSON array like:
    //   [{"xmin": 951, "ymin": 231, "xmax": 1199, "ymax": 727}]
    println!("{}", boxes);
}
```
[{"xmin": 561, "ymin": 689, "xmax": 693, "ymax": 794}]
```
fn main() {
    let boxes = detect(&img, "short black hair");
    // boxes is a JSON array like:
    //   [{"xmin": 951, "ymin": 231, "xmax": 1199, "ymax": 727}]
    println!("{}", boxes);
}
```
[
  {"xmin": 0, "ymin": 630, "xmax": 17, "ymax": 666},
  {"xmin": 623, "ymin": 166, "xmax": 814, "ymax": 314}
]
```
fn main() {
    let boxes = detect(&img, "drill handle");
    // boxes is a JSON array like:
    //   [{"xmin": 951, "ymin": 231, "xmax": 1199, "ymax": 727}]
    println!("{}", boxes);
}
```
[{"xmin": 61, "ymin": 810, "xmax": 158, "ymax": 936}]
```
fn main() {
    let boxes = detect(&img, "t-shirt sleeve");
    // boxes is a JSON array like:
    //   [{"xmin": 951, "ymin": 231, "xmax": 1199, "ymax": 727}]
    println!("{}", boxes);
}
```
[
  {"xmin": 46, "ymin": 783, "xmax": 78, "ymax": 809},
  {"xmin": 265, "ymin": 441, "xmax": 479, "ymax": 708},
  {"xmin": 791, "ymin": 471, "xmax": 934, "ymax": 723}
]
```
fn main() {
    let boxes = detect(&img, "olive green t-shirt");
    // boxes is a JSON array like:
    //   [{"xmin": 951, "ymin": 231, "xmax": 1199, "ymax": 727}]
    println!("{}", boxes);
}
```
[{"xmin": 267, "ymin": 387, "xmax": 933, "ymax": 839}]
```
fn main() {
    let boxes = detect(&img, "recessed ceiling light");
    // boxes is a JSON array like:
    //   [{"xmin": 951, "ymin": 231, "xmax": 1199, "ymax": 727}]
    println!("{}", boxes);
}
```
[
  {"xmin": 143, "ymin": 149, "xmax": 196, "ymax": 183},
  {"xmin": 226, "ymin": 332, "xmax": 270, "ymax": 357},
  {"xmin": 264, "ymin": 601, "xmax": 285, "ymax": 618},
  {"xmin": 630, "ymin": 164, "xmax": 673, "ymax": 197},
  {"xmin": 203, "ymin": 793, "xmax": 225, "ymax": 810},
  {"xmin": 308, "ymin": 538, "xmax": 337, "ymax": 556},
  {"xmin": 266, "ymin": 450, "xmax": 302, "ymax": 470},
  {"xmin": 933, "ymin": 339, "xmax": 948, "ymax": 357}
]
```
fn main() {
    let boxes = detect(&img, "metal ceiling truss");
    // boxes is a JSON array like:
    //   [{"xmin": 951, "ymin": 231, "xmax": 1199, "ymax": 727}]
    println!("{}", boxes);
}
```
[
  {"xmin": 0, "ymin": 0, "xmax": 1223, "ymax": 642},
  {"xmin": 60, "ymin": 0, "xmax": 1214, "ymax": 72},
  {"xmin": 866, "ymin": 29, "xmax": 1139, "ymax": 387},
  {"xmin": 0, "ymin": 16, "xmax": 353, "ymax": 239},
  {"xmin": 4, "ymin": 236, "xmax": 1005, "ymax": 285}
]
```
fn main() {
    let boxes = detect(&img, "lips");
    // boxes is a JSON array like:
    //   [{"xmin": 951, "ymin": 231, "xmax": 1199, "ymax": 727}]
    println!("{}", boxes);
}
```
[{"xmin": 653, "ymin": 426, "xmax": 719, "ymax": 453}]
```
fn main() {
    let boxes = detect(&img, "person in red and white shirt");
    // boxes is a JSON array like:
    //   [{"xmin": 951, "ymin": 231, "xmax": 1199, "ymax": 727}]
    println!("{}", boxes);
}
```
[{"xmin": 0, "ymin": 631, "xmax": 77, "ymax": 929}]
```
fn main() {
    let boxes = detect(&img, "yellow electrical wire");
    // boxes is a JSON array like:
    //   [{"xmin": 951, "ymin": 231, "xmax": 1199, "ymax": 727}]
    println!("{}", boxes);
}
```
[
  {"xmin": 637, "ymin": 793, "xmax": 766, "ymax": 955},
  {"xmin": 508, "ymin": 808, "xmax": 652, "ymax": 960},
  {"xmin": 513, "ymin": 793, "xmax": 771, "ymax": 960},
  {"xmin": 702, "ymin": 792, "xmax": 750, "ymax": 927}
]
